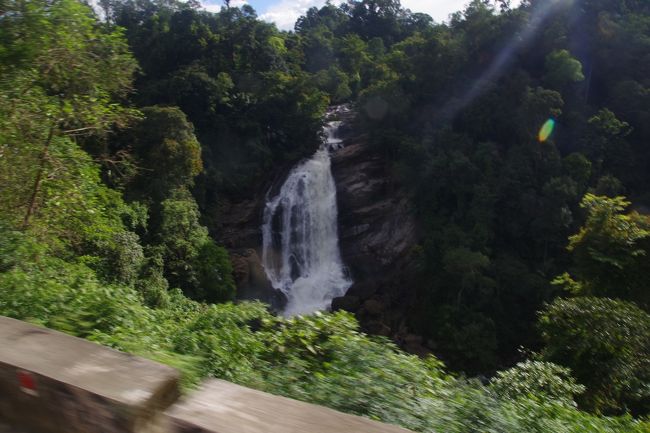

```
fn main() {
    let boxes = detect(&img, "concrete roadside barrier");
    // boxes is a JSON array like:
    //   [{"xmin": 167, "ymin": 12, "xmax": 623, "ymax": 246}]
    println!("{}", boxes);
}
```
[
  {"xmin": 166, "ymin": 379, "xmax": 411, "ymax": 433},
  {"xmin": 1, "ymin": 316, "xmax": 414, "ymax": 433},
  {"xmin": 0, "ymin": 316, "xmax": 180, "ymax": 433}
]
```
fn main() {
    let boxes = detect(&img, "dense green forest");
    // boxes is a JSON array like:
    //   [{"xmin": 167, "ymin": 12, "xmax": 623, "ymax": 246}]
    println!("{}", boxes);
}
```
[{"xmin": 1, "ymin": 0, "xmax": 650, "ymax": 431}]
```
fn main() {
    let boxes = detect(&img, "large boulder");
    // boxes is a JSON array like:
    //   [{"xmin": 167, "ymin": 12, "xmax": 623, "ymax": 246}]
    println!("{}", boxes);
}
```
[{"xmin": 230, "ymin": 249, "xmax": 286, "ymax": 310}]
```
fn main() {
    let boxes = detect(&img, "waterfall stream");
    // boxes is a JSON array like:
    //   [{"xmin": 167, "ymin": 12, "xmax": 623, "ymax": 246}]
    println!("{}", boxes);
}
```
[{"xmin": 261, "ymin": 111, "xmax": 352, "ymax": 316}]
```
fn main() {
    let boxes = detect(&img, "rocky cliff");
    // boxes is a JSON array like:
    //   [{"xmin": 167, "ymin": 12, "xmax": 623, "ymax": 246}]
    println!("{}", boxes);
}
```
[
  {"xmin": 216, "ymin": 112, "xmax": 423, "ymax": 349},
  {"xmin": 330, "ymin": 132, "xmax": 421, "ymax": 344},
  {"xmin": 214, "ymin": 172, "xmax": 288, "ymax": 309}
]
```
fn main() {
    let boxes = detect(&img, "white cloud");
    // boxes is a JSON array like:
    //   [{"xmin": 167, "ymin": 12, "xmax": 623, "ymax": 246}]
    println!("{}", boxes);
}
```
[
  {"xmin": 403, "ymin": 0, "xmax": 523, "ymax": 22},
  {"xmin": 260, "ymin": 0, "xmax": 323, "ymax": 30},
  {"xmin": 402, "ymin": 0, "xmax": 471, "ymax": 22},
  {"xmin": 202, "ymin": 0, "xmax": 248, "ymax": 14},
  {"xmin": 203, "ymin": 3, "xmax": 222, "ymax": 13}
]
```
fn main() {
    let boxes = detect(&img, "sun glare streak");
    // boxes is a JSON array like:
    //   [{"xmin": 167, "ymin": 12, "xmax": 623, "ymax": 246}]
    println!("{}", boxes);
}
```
[{"xmin": 439, "ymin": 0, "xmax": 569, "ymax": 121}]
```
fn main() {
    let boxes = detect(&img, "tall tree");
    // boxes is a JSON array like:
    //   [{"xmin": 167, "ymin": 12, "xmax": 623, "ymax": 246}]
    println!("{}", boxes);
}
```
[
  {"xmin": 0, "ymin": 0, "xmax": 138, "ymax": 233},
  {"xmin": 558, "ymin": 194, "xmax": 650, "ymax": 308}
]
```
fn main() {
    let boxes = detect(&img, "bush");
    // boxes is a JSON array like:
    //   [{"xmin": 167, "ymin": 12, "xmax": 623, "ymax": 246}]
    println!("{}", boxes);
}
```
[
  {"xmin": 539, "ymin": 297, "xmax": 650, "ymax": 414},
  {"xmin": 0, "ymin": 228, "xmax": 646, "ymax": 433},
  {"xmin": 490, "ymin": 360, "xmax": 585, "ymax": 407}
]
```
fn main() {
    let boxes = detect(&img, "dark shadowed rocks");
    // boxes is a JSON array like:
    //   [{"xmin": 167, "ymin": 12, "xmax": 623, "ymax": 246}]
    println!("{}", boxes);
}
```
[
  {"xmin": 331, "ymin": 295, "xmax": 361, "ymax": 312},
  {"xmin": 213, "ymin": 166, "xmax": 293, "ymax": 311},
  {"xmin": 230, "ymin": 249, "xmax": 286, "ymax": 310},
  {"xmin": 331, "ymin": 134, "xmax": 420, "ymax": 340}
]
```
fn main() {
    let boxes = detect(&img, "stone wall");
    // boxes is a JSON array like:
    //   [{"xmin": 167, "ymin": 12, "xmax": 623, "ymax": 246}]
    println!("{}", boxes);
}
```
[
  {"xmin": 166, "ymin": 380, "xmax": 410, "ymax": 433},
  {"xmin": 0, "ymin": 317, "xmax": 179, "ymax": 433},
  {"xmin": 0, "ymin": 316, "xmax": 412, "ymax": 433}
]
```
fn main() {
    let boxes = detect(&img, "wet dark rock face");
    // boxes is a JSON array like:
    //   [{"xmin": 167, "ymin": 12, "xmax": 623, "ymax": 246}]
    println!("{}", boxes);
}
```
[
  {"xmin": 230, "ymin": 248, "xmax": 286, "ymax": 310},
  {"xmin": 332, "ymin": 140, "xmax": 417, "ymax": 282},
  {"xmin": 214, "ymin": 171, "xmax": 288, "ymax": 310},
  {"xmin": 330, "ymin": 133, "xmax": 422, "ymax": 345}
]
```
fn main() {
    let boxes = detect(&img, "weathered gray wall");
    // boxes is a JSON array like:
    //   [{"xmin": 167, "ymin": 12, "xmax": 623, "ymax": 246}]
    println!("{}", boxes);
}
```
[
  {"xmin": 0, "ymin": 317, "xmax": 179, "ymax": 433},
  {"xmin": 0, "ymin": 317, "xmax": 413, "ymax": 433},
  {"xmin": 166, "ymin": 380, "xmax": 411, "ymax": 433}
]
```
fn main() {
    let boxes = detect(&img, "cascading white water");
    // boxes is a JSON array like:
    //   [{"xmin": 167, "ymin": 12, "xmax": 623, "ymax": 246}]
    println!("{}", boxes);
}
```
[{"xmin": 261, "ymin": 115, "xmax": 351, "ymax": 316}]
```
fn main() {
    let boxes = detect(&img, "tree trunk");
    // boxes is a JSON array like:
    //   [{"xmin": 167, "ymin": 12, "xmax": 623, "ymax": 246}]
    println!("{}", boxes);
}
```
[{"xmin": 22, "ymin": 126, "xmax": 55, "ymax": 229}]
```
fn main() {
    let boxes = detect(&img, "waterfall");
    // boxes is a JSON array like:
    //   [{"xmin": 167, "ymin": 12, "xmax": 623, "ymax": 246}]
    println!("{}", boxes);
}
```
[{"xmin": 261, "ymin": 112, "xmax": 352, "ymax": 316}]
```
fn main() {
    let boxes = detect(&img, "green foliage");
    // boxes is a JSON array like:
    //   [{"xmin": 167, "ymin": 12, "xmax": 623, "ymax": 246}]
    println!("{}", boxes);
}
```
[
  {"xmin": 0, "ymin": 0, "xmax": 234, "ymax": 305},
  {"xmin": 490, "ymin": 360, "xmax": 585, "ymax": 407},
  {"xmin": 563, "ymin": 153, "xmax": 592, "ymax": 189},
  {"xmin": 0, "ymin": 0, "xmax": 138, "ymax": 243},
  {"xmin": 253, "ymin": 312, "xmax": 446, "ymax": 422},
  {"xmin": 102, "ymin": 0, "xmax": 329, "ymax": 199},
  {"xmin": 137, "ymin": 246, "xmax": 171, "ymax": 308},
  {"xmin": 0, "ymin": 226, "xmax": 144, "ymax": 338},
  {"xmin": 562, "ymin": 194, "xmax": 650, "ymax": 306},
  {"xmin": 0, "ymin": 221, "xmax": 646, "ymax": 431},
  {"xmin": 126, "ymin": 106, "xmax": 203, "ymax": 200},
  {"xmin": 0, "ymin": 238, "xmax": 645, "ymax": 432},
  {"xmin": 582, "ymin": 109, "xmax": 634, "ymax": 182},
  {"xmin": 327, "ymin": 0, "xmax": 650, "ymax": 383},
  {"xmin": 195, "ymin": 240, "xmax": 236, "ymax": 303},
  {"xmin": 314, "ymin": 66, "xmax": 353, "ymax": 103},
  {"xmin": 588, "ymin": 109, "xmax": 631, "ymax": 138},
  {"xmin": 539, "ymin": 297, "xmax": 650, "ymax": 414},
  {"xmin": 594, "ymin": 174, "xmax": 625, "ymax": 197},
  {"xmin": 158, "ymin": 188, "xmax": 235, "ymax": 301},
  {"xmin": 0, "ymin": 0, "xmax": 137, "ymax": 127},
  {"xmin": 543, "ymin": 50, "xmax": 585, "ymax": 89}
]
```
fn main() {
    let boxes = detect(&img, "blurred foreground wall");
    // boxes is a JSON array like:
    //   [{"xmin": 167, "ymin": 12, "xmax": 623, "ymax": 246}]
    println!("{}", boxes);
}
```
[{"xmin": 0, "ymin": 316, "xmax": 411, "ymax": 433}]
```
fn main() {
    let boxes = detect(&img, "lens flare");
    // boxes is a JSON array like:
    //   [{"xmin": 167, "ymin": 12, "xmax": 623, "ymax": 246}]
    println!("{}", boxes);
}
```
[
  {"xmin": 538, "ymin": 118, "xmax": 556, "ymax": 142},
  {"xmin": 437, "ymin": 0, "xmax": 566, "ymax": 121}
]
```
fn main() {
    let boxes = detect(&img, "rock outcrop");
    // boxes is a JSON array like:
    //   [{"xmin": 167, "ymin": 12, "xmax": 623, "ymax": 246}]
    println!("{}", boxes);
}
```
[
  {"xmin": 214, "ymin": 170, "xmax": 290, "ymax": 310},
  {"xmin": 332, "ymin": 140, "xmax": 417, "ymax": 279},
  {"xmin": 331, "ymin": 131, "xmax": 420, "ymax": 338},
  {"xmin": 230, "ymin": 249, "xmax": 286, "ymax": 310}
]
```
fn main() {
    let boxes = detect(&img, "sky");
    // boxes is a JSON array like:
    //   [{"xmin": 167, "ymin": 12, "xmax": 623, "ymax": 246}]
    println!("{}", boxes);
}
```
[{"xmin": 201, "ymin": 0, "xmax": 488, "ymax": 30}]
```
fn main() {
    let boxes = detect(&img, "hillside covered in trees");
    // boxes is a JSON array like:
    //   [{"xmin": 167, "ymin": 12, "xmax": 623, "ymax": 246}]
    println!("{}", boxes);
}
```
[{"xmin": 1, "ymin": 0, "xmax": 650, "ymax": 431}]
